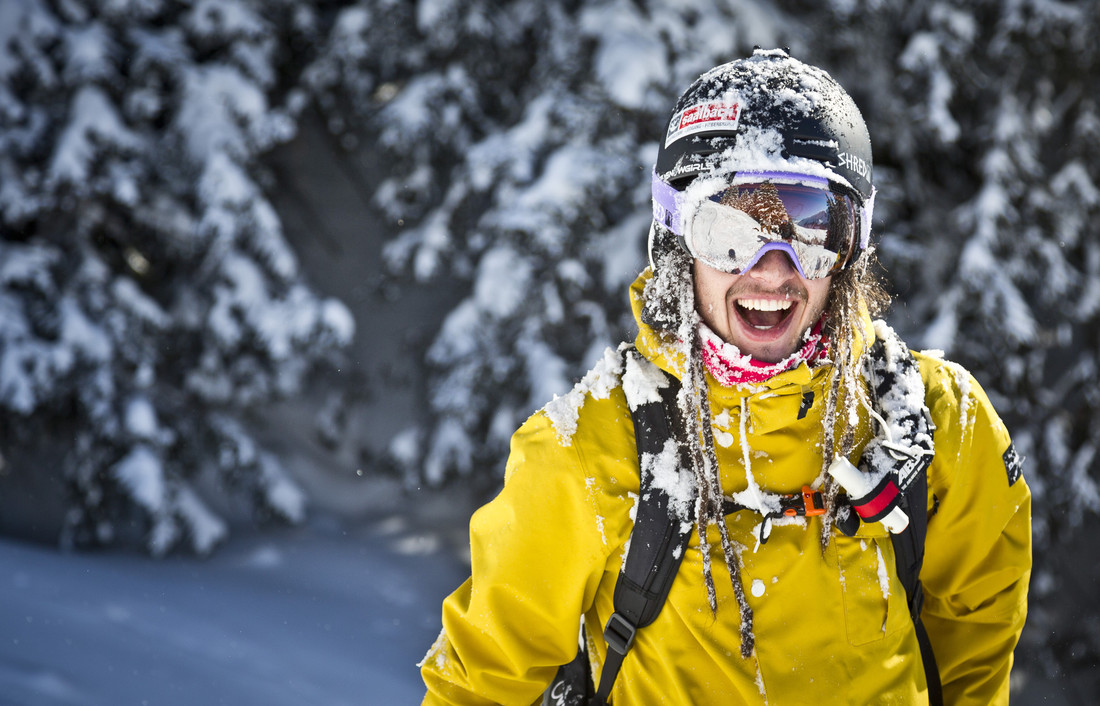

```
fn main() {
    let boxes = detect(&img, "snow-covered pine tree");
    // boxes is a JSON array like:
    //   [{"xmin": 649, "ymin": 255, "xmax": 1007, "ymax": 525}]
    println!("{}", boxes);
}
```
[
  {"xmin": 903, "ymin": 1, "xmax": 1100, "ymax": 538},
  {"xmin": 305, "ymin": 0, "xmax": 793, "ymax": 487},
  {"xmin": 0, "ymin": 0, "xmax": 354, "ymax": 555}
]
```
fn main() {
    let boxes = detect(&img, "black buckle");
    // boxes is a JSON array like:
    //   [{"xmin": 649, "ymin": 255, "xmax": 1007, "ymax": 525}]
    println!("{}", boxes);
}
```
[{"xmin": 603, "ymin": 613, "xmax": 637, "ymax": 656}]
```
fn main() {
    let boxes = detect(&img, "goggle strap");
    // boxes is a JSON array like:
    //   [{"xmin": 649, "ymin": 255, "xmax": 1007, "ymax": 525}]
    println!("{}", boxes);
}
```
[
  {"xmin": 859, "ymin": 187, "xmax": 876, "ymax": 250},
  {"xmin": 651, "ymin": 170, "xmax": 683, "ymax": 236}
]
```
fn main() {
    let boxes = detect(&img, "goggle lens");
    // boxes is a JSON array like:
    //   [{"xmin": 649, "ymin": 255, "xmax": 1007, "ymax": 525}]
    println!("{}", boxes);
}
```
[{"xmin": 652, "ymin": 173, "xmax": 860, "ymax": 279}]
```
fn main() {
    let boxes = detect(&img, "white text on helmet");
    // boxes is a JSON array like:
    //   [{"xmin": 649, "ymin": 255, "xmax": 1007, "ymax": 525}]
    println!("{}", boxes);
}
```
[{"xmin": 837, "ymin": 151, "xmax": 870, "ymax": 183}]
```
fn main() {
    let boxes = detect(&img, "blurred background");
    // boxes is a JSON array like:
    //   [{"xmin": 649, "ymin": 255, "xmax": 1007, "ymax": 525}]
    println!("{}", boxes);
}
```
[{"xmin": 0, "ymin": 0, "xmax": 1097, "ymax": 702}]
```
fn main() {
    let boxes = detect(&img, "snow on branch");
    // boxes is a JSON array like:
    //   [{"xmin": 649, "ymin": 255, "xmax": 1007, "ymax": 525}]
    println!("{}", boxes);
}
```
[{"xmin": 0, "ymin": 0, "xmax": 352, "ymax": 555}]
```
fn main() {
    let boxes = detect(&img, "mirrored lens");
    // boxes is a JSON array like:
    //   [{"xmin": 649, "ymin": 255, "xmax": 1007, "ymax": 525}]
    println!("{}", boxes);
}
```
[{"xmin": 686, "ymin": 182, "xmax": 856, "ymax": 278}]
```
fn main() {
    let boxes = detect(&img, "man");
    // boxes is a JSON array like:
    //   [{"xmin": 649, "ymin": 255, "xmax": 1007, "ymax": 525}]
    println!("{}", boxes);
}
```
[{"xmin": 421, "ymin": 49, "xmax": 1031, "ymax": 705}]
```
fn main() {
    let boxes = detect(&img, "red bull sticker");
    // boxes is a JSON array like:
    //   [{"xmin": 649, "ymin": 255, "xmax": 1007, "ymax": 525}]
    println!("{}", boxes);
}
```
[{"xmin": 665, "ymin": 100, "xmax": 741, "ymax": 147}]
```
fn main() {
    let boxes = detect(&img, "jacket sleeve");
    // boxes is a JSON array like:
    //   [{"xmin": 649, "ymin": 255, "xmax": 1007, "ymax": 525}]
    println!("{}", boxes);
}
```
[
  {"xmin": 420, "ymin": 409, "xmax": 622, "ymax": 705},
  {"xmin": 918, "ymin": 357, "xmax": 1031, "ymax": 706}
]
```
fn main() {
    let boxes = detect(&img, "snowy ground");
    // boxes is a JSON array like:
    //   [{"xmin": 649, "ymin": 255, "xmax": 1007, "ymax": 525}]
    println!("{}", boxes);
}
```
[
  {"xmin": 0, "ymin": 493, "xmax": 1094, "ymax": 706},
  {"xmin": 0, "ymin": 500, "xmax": 470, "ymax": 706}
]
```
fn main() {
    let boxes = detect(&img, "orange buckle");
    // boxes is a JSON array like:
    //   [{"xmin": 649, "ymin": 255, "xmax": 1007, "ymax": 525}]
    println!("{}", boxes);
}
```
[
  {"xmin": 802, "ymin": 485, "xmax": 826, "ymax": 516},
  {"xmin": 780, "ymin": 486, "xmax": 827, "ymax": 517},
  {"xmin": 783, "ymin": 486, "xmax": 827, "ymax": 514}
]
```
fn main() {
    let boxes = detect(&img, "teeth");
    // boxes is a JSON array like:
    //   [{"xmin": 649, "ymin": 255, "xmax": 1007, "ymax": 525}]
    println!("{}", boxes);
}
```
[{"xmin": 738, "ymin": 299, "xmax": 792, "ymax": 312}]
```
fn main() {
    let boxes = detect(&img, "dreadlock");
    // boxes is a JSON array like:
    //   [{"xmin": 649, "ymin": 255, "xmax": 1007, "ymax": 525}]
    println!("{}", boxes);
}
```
[
  {"xmin": 817, "ymin": 246, "xmax": 891, "ymax": 549},
  {"xmin": 642, "ymin": 236, "xmax": 755, "ymax": 657},
  {"xmin": 641, "ymin": 224, "xmax": 890, "ymax": 658}
]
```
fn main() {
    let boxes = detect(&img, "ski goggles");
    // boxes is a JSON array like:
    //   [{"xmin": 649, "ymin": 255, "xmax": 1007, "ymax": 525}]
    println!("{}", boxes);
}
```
[{"xmin": 652, "ymin": 171, "xmax": 865, "ymax": 279}]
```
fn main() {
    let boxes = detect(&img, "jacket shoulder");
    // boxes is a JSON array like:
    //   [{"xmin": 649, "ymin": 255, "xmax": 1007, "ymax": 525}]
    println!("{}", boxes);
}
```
[
  {"xmin": 910, "ymin": 350, "xmax": 1000, "ymax": 431},
  {"xmin": 528, "ymin": 343, "xmax": 676, "ymax": 447},
  {"xmin": 505, "ymin": 346, "xmax": 642, "ymax": 550},
  {"xmin": 529, "ymin": 346, "xmax": 631, "ymax": 449},
  {"xmin": 912, "ymin": 350, "xmax": 970, "ymax": 405},
  {"xmin": 910, "ymin": 349, "xmax": 1017, "ymax": 490}
]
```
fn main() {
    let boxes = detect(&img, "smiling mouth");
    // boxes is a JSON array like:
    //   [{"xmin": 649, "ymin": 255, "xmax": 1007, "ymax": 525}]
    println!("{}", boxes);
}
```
[{"xmin": 735, "ymin": 298, "xmax": 794, "ymax": 330}]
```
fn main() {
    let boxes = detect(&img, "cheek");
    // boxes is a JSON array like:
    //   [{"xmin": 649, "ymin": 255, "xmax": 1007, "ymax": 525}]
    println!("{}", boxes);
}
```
[
  {"xmin": 695, "ymin": 273, "xmax": 731, "ymax": 320},
  {"xmin": 806, "ymin": 280, "xmax": 832, "ymax": 315}
]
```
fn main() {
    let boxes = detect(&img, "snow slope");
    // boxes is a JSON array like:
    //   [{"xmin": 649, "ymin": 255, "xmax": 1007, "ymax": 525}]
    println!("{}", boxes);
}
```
[{"xmin": 0, "ymin": 509, "xmax": 468, "ymax": 706}]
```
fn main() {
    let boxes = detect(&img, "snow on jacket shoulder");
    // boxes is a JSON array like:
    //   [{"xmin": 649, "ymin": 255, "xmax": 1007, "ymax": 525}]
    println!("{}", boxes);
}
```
[{"xmin": 421, "ymin": 269, "xmax": 1031, "ymax": 706}]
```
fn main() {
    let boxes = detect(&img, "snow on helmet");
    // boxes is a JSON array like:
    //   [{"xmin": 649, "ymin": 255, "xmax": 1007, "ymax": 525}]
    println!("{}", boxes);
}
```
[
  {"xmin": 650, "ymin": 49, "xmax": 875, "ymax": 267},
  {"xmin": 657, "ymin": 48, "xmax": 873, "ymax": 201}
]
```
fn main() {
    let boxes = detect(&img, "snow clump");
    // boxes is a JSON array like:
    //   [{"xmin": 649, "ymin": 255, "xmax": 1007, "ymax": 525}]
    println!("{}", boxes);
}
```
[{"xmin": 543, "ymin": 346, "xmax": 624, "ymax": 446}]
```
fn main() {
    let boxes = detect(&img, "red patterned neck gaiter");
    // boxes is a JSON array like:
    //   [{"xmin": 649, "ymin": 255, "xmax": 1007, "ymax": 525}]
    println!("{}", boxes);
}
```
[{"xmin": 698, "ymin": 316, "xmax": 829, "ymax": 387}]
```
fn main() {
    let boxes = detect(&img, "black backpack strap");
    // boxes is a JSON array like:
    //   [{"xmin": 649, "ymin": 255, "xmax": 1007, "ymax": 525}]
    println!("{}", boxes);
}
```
[
  {"xmin": 889, "ymin": 465, "xmax": 943, "ymax": 705},
  {"xmin": 888, "ymin": 456, "xmax": 943, "ymax": 705},
  {"xmin": 593, "ymin": 348, "xmax": 694, "ymax": 704}
]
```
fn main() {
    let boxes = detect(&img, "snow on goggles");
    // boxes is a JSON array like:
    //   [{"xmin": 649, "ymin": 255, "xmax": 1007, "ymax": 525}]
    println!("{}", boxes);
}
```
[{"xmin": 652, "ymin": 171, "xmax": 863, "ymax": 279}]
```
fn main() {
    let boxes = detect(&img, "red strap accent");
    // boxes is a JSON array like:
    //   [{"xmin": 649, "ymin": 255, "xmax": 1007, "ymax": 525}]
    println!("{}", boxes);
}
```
[{"xmin": 853, "ymin": 480, "xmax": 899, "ymax": 519}]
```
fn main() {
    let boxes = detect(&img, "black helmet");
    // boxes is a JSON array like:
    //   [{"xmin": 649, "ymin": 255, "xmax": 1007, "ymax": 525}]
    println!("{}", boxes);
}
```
[{"xmin": 655, "ymin": 48, "xmax": 873, "ymax": 204}]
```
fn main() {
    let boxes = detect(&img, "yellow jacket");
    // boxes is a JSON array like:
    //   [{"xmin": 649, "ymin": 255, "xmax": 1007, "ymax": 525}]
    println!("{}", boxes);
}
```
[{"xmin": 422, "ymin": 270, "xmax": 1031, "ymax": 705}]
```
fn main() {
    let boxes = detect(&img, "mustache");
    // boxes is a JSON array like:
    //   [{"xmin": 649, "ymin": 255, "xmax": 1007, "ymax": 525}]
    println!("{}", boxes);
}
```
[{"xmin": 726, "ymin": 279, "xmax": 809, "ymax": 302}]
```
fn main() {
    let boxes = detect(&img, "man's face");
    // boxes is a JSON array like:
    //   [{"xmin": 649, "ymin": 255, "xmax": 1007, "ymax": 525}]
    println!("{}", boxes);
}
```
[{"xmin": 693, "ymin": 249, "xmax": 831, "ymax": 363}]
